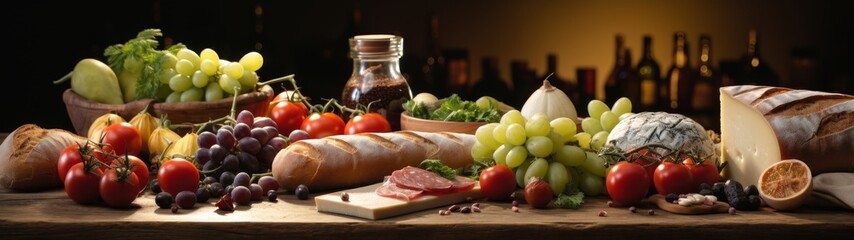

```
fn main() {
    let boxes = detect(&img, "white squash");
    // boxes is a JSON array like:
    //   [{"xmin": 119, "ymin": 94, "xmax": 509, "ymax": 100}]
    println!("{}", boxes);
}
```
[{"xmin": 520, "ymin": 80, "xmax": 578, "ymax": 122}]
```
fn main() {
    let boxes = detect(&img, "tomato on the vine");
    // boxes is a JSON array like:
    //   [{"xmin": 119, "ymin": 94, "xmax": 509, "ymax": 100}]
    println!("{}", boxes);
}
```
[
  {"xmin": 111, "ymin": 155, "xmax": 149, "ymax": 194},
  {"xmin": 57, "ymin": 145, "xmax": 84, "ymax": 183},
  {"xmin": 270, "ymin": 100, "xmax": 308, "ymax": 136},
  {"xmin": 157, "ymin": 159, "xmax": 200, "ymax": 197},
  {"xmin": 653, "ymin": 161, "xmax": 694, "ymax": 195},
  {"xmin": 102, "ymin": 122, "xmax": 142, "ymax": 157},
  {"xmin": 344, "ymin": 113, "xmax": 391, "ymax": 135},
  {"xmin": 99, "ymin": 168, "xmax": 140, "ymax": 208},
  {"xmin": 626, "ymin": 149, "xmax": 661, "ymax": 192},
  {"xmin": 683, "ymin": 157, "xmax": 719, "ymax": 188},
  {"xmin": 606, "ymin": 161, "xmax": 649, "ymax": 207},
  {"xmin": 64, "ymin": 162, "xmax": 103, "ymax": 205},
  {"xmin": 479, "ymin": 165, "xmax": 517, "ymax": 201},
  {"xmin": 300, "ymin": 112, "xmax": 345, "ymax": 139}
]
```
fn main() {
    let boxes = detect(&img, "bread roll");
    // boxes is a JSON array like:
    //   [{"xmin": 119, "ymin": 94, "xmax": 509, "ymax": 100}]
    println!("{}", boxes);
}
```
[
  {"xmin": 272, "ymin": 131, "xmax": 475, "ymax": 191},
  {"xmin": 721, "ymin": 85, "xmax": 853, "ymax": 175}
]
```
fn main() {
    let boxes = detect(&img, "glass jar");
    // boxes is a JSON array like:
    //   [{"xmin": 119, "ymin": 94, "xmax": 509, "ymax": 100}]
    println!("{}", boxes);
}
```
[{"xmin": 342, "ymin": 34, "xmax": 413, "ymax": 131}]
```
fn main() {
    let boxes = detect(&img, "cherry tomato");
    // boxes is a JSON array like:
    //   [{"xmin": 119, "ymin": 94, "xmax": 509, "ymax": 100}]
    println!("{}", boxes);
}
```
[
  {"xmin": 606, "ymin": 162, "xmax": 649, "ymax": 207},
  {"xmin": 344, "ymin": 113, "xmax": 391, "ymax": 135},
  {"xmin": 653, "ymin": 161, "xmax": 694, "ymax": 195},
  {"xmin": 99, "ymin": 168, "xmax": 140, "ymax": 208},
  {"xmin": 270, "ymin": 100, "xmax": 308, "ymax": 136},
  {"xmin": 157, "ymin": 159, "xmax": 200, "ymax": 197},
  {"xmin": 111, "ymin": 155, "xmax": 149, "ymax": 194},
  {"xmin": 57, "ymin": 145, "xmax": 83, "ymax": 183},
  {"xmin": 64, "ymin": 162, "xmax": 103, "ymax": 205},
  {"xmin": 683, "ymin": 157, "xmax": 719, "ymax": 188},
  {"xmin": 300, "ymin": 112, "xmax": 345, "ymax": 139},
  {"xmin": 102, "ymin": 122, "xmax": 142, "ymax": 157},
  {"xmin": 524, "ymin": 177, "xmax": 553, "ymax": 209},
  {"xmin": 479, "ymin": 165, "xmax": 517, "ymax": 201}
]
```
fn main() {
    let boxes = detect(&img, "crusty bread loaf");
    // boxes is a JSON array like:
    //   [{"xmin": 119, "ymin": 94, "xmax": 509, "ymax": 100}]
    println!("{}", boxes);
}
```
[
  {"xmin": 0, "ymin": 124, "xmax": 86, "ymax": 191},
  {"xmin": 722, "ymin": 85, "xmax": 854, "ymax": 174},
  {"xmin": 272, "ymin": 131, "xmax": 475, "ymax": 191}
]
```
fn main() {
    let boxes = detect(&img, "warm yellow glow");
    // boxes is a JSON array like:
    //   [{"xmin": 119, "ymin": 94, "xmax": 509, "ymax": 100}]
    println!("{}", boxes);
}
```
[{"xmin": 751, "ymin": 58, "xmax": 760, "ymax": 67}]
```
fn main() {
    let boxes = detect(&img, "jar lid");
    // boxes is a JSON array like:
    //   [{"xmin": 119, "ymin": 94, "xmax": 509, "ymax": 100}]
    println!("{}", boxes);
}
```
[{"xmin": 350, "ymin": 34, "xmax": 403, "ymax": 58}]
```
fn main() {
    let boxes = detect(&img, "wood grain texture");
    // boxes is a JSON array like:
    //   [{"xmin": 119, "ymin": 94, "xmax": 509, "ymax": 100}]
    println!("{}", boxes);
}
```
[{"xmin": 1, "ymin": 189, "xmax": 852, "ymax": 239}]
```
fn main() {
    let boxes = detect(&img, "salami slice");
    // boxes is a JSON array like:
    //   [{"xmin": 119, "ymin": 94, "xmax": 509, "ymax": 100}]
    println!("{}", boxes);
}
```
[
  {"xmin": 450, "ymin": 176, "xmax": 476, "ymax": 192},
  {"xmin": 390, "ymin": 166, "xmax": 454, "ymax": 192},
  {"xmin": 375, "ymin": 178, "xmax": 423, "ymax": 201}
]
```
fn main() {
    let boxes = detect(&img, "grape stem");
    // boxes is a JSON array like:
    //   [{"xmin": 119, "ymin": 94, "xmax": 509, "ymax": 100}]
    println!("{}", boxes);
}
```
[{"xmin": 249, "ymin": 172, "xmax": 273, "ymax": 184}]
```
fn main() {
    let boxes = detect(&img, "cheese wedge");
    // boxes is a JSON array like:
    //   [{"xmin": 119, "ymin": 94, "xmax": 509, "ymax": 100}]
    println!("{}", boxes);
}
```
[{"xmin": 720, "ymin": 86, "xmax": 782, "ymax": 186}]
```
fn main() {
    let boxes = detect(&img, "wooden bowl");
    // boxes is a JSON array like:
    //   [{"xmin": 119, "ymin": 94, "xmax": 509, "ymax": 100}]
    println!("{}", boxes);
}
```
[
  {"xmin": 400, "ymin": 112, "xmax": 488, "ymax": 135},
  {"xmin": 63, "ymin": 85, "xmax": 274, "ymax": 137}
]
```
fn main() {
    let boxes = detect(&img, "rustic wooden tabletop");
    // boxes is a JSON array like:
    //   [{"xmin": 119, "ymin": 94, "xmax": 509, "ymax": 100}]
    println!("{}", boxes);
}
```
[{"xmin": 1, "ymin": 188, "xmax": 852, "ymax": 239}]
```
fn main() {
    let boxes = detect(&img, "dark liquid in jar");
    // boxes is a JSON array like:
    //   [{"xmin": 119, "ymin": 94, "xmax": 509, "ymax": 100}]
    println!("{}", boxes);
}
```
[{"xmin": 341, "ymin": 78, "xmax": 411, "ymax": 131}]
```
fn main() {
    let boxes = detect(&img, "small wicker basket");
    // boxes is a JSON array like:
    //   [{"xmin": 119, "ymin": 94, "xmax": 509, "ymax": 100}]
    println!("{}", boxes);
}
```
[{"xmin": 62, "ymin": 85, "xmax": 274, "ymax": 137}]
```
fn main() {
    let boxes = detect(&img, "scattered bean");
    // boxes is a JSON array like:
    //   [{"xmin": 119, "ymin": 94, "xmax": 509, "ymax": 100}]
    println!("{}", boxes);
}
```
[
  {"xmin": 460, "ymin": 207, "xmax": 472, "ymax": 213},
  {"xmin": 341, "ymin": 192, "xmax": 350, "ymax": 202},
  {"xmin": 629, "ymin": 206, "xmax": 637, "ymax": 213},
  {"xmin": 729, "ymin": 207, "xmax": 737, "ymax": 215},
  {"xmin": 647, "ymin": 209, "xmax": 655, "ymax": 215},
  {"xmin": 472, "ymin": 202, "xmax": 480, "ymax": 208},
  {"xmin": 448, "ymin": 205, "xmax": 461, "ymax": 212},
  {"xmin": 607, "ymin": 201, "xmax": 614, "ymax": 207},
  {"xmin": 598, "ymin": 210, "xmax": 608, "ymax": 217},
  {"xmin": 512, "ymin": 200, "xmax": 519, "ymax": 207},
  {"xmin": 171, "ymin": 204, "xmax": 179, "ymax": 214},
  {"xmin": 472, "ymin": 206, "xmax": 481, "ymax": 213},
  {"xmin": 512, "ymin": 206, "xmax": 520, "ymax": 212}
]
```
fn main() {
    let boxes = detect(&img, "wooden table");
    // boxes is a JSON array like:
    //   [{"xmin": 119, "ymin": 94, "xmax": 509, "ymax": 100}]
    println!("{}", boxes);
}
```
[{"xmin": 1, "ymin": 189, "xmax": 852, "ymax": 239}]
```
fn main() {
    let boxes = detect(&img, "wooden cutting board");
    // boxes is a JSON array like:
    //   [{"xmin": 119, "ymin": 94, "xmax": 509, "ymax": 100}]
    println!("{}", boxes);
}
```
[
  {"xmin": 649, "ymin": 194, "xmax": 731, "ymax": 214},
  {"xmin": 315, "ymin": 182, "xmax": 482, "ymax": 220}
]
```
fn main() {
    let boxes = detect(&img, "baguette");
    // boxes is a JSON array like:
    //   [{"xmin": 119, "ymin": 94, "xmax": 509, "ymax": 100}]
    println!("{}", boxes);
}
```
[
  {"xmin": 720, "ymin": 85, "xmax": 853, "ymax": 184},
  {"xmin": 272, "ymin": 131, "xmax": 476, "ymax": 191}
]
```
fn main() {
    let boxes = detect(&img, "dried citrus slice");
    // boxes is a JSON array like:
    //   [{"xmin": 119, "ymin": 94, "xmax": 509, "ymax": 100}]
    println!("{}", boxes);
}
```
[{"xmin": 758, "ymin": 159, "xmax": 812, "ymax": 211}]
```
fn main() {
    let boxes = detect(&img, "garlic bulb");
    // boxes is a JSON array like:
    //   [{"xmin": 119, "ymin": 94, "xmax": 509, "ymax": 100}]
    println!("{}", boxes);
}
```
[{"xmin": 520, "ymin": 80, "xmax": 578, "ymax": 122}]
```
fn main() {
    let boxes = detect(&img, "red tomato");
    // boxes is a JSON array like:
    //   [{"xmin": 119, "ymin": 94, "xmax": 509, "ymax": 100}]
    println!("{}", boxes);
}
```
[
  {"xmin": 606, "ymin": 162, "xmax": 649, "ymax": 207},
  {"xmin": 524, "ymin": 177, "xmax": 553, "ymax": 209},
  {"xmin": 157, "ymin": 159, "xmax": 200, "ymax": 197},
  {"xmin": 627, "ymin": 149, "xmax": 661, "ymax": 193},
  {"xmin": 64, "ymin": 162, "xmax": 104, "ymax": 205},
  {"xmin": 653, "ymin": 162, "xmax": 694, "ymax": 195},
  {"xmin": 111, "ymin": 155, "xmax": 149, "ymax": 194},
  {"xmin": 344, "ymin": 113, "xmax": 391, "ymax": 135},
  {"xmin": 300, "ymin": 113, "xmax": 345, "ymax": 139},
  {"xmin": 683, "ymin": 158, "xmax": 719, "ymax": 188},
  {"xmin": 99, "ymin": 168, "xmax": 140, "ymax": 208},
  {"xmin": 270, "ymin": 100, "xmax": 308, "ymax": 136},
  {"xmin": 57, "ymin": 145, "xmax": 83, "ymax": 183},
  {"xmin": 479, "ymin": 165, "xmax": 517, "ymax": 201},
  {"xmin": 102, "ymin": 122, "xmax": 142, "ymax": 157}
]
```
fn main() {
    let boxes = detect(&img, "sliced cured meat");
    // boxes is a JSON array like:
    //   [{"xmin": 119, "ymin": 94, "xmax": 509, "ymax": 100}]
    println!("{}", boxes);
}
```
[
  {"xmin": 390, "ymin": 166, "xmax": 454, "ymax": 192},
  {"xmin": 450, "ymin": 176, "xmax": 476, "ymax": 192},
  {"xmin": 375, "ymin": 178, "xmax": 423, "ymax": 201}
]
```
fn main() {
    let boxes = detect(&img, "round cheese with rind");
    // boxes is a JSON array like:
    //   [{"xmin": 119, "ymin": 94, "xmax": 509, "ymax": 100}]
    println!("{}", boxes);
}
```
[{"xmin": 606, "ymin": 112, "xmax": 717, "ymax": 163}]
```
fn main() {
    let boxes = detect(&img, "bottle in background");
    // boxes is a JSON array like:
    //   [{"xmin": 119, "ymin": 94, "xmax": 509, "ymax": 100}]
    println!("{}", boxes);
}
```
[
  {"xmin": 419, "ymin": 14, "xmax": 449, "ymax": 97},
  {"xmin": 540, "ymin": 53, "xmax": 575, "ymax": 105},
  {"xmin": 511, "ymin": 60, "xmax": 536, "ymax": 108},
  {"xmin": 605, "ymin": 34, "xmax": 638, "ymax": 105},
  {"xmin": 737, "ymin": 29, "xmax": 779, "ymax": 86},
  {"xmin": 576, "ymin": 67, "xmax": 597, "ymax": 116},
  {"xmin": 691, "ymin": 34, "xmax": 720, "ymax": 132},
  {"xmin": 636, "ymin": 35, "xmax": 661, "ymax": 112},
  {"xmin": 444, "ymin": 49, "xmax": 470, "ymax": 98},
  {"xmin": 473, "ymin": 56, "xmax": 512, "ymax": 104},
  {"xmin": 663, "ymin": 31, "xmax": 695, "ymax": 112}
]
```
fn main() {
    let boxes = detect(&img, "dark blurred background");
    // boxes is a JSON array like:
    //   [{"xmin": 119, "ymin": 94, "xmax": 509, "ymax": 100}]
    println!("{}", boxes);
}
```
[{"xmin": 8, "ymin": 0, "xmax": 853, "ymax": 133}]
